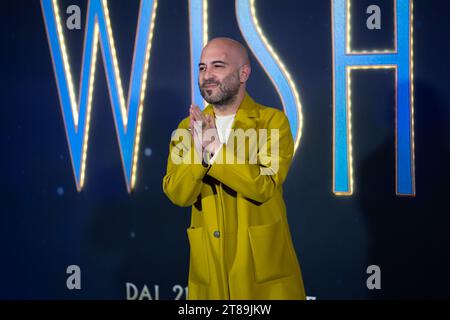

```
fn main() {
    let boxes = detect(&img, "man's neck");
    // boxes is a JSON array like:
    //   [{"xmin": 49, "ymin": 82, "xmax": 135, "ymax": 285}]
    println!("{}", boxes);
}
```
[{"xmin": 213, "ymin": 90, "xmax": 246, "ymax": 116}]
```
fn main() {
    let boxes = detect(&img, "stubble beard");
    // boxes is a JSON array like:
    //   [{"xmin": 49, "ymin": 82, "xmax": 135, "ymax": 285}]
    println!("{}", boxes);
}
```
[{"xmin": 200, "ymin": 71, "xmax": 241, "ymax": 108}]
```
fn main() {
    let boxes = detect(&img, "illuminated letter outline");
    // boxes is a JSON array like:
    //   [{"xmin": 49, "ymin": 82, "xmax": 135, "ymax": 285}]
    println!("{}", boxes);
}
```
[
  {"xmin": 236, "ymin": 0, "xmax": 303, "ymax": 152},
  {"xmin": 41, "ymin": 0, "xmax": 158, "ymax": 192},
  {"xmin": 332, "ymin": 0, "xmax": 415, "ymax": 196},
  {"xmin": 189, "ymin": 0, "xmax": 208, "ymax": 109}
]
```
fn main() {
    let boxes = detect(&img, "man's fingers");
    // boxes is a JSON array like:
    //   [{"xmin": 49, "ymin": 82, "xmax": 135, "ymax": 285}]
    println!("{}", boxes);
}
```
[
  {"xmin": 194, "ymin": 109, "xmax": 204, "ymax": 123},
  {"xmin": 192, "ymin": 105, "xmax": 207, "ymax": 122},
  {"xmin": 191, "ymin": 105, "xmax": 212, "ymax": 132},
  {"xmin": 191, "ymin": 105, "xmax": 200, "ymax": 116},
  {"xmin": 190, "ymin": 106, "xmax": 207, "ymax": 129},
  {"xmin": 190, "ymin": 105, "xmax": 199, "ymax": 121}
]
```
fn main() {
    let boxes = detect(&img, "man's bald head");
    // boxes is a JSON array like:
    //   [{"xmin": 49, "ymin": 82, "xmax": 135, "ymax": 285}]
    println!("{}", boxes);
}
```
[
  {"xmin": 202, "ymin": 37, "xmax": 250, "ymax": 67},
  {"xmin": 198, "ymin": 37, "xmax": 251, "ymax": 108}
]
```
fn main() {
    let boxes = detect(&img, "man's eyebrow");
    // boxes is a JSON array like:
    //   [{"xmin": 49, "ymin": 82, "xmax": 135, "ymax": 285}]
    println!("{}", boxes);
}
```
[{"xmin": 198, "ymin": 61, "xmax": 228, "ymax": 67}]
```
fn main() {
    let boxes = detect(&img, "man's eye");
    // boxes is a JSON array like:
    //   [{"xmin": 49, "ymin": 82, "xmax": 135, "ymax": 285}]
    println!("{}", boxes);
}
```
[
  {"xmin": 214, "ymin": 65, "xmax": 224, "ymax": 68},
  {"xmin": 199, "ymin": 67, "xmax": 206, "ymax": 71}
]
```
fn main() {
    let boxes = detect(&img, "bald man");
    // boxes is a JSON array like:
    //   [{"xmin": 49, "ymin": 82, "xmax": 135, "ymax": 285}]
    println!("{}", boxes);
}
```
[{"xmin": 163, "ymin": 38, "xmax": 306, "ymax": 300}]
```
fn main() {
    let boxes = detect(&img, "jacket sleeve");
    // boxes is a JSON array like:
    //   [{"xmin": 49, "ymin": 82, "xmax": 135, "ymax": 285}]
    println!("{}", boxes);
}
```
[
  {"xmin": 162, "ymin": 119, "xmax": 210, "ymax": 207},
  {"xmin": 207, "ymin": 110, "xmax": 295, "ymax": 204}
]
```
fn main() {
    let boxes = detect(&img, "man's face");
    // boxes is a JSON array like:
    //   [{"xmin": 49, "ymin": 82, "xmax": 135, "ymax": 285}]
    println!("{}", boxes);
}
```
[{"xmin": 198, "ymin": 46, "xmax": 241, "ymax": 106}]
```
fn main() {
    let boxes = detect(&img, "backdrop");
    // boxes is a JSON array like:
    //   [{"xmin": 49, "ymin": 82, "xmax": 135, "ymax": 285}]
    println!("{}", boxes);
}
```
[{"xmin": 1, "ymin": 0, "xmax": 449, "ymax": 299}]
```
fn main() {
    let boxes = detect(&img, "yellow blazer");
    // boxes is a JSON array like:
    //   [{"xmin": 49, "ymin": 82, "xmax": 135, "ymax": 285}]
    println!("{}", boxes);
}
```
[{"xmin": 163, "ymin": 94, "xmax": 306, "ymax": 299}]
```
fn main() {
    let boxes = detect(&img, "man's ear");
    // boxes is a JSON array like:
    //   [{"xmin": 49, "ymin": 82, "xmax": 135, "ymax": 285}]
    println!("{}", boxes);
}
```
[{"xmin": 239, "ymin": 64, "xmax": 251, "ymax": 83}]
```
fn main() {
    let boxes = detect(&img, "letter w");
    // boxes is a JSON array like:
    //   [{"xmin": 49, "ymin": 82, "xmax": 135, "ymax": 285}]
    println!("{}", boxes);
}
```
[{"xmin": 41, "ymin": 0, "xmax": 158, "ymax": 192}]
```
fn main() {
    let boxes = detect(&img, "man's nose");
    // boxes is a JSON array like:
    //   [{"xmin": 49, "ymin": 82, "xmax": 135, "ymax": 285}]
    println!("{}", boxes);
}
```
[{"xmin": 204, "ymin": 68, "xmax": 215, "ymax": 81}]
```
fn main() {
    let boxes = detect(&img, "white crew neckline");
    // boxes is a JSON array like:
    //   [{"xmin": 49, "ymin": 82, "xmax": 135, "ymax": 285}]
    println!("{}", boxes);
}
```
[{"xmin": 215, "ymin": 113, "xmax": 236, "ymax": 119}]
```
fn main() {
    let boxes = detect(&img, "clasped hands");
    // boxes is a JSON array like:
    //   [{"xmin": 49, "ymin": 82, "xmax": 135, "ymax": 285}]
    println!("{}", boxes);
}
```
[{"xmin": 189, "ymin": 105, "xmax": 222, "ymax": 162}]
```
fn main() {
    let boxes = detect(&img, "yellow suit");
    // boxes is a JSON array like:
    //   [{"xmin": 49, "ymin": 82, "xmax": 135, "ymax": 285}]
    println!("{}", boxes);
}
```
[{"xmin": 163, "ymin": 94, "xmax": 306, "ymax": 299}]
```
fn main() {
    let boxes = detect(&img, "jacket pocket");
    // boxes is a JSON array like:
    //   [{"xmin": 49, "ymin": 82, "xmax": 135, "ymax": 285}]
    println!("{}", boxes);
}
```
[
  {"xmin": 248, "ymin": 220, "xmax": 295, "ymax": 283},
  {"xmin": 186, "ymin": 227, "xmax": 210, "ymax": 285}
]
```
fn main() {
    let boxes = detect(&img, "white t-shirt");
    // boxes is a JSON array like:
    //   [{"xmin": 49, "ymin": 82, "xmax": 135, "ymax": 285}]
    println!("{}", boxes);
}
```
[
  {"xmin": 215, "ymin": 113, "xmax": 236, "ymax": 143},
  {"xmin": 209, "ymin": 113, "xmax": 236, "ymax": 164}
]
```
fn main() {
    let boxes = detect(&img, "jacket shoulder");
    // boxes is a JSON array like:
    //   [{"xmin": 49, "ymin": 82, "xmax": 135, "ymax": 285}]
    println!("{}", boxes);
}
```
[
  {"xmin": 255, "ymin": 103, "xmax": 289, "ymax": 126},
  {"xmin": 176, "ymin": 115, "xmax": 191, "ymax": 129}
]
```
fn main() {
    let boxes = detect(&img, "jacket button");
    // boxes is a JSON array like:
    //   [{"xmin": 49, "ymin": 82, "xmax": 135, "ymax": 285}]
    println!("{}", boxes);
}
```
[{"xmin": 213, "ymin": 230, "xmax": 220, "ymax": 238}]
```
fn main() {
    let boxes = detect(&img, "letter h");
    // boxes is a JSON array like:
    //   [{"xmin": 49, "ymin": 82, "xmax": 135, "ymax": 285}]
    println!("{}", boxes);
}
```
[{"xmin": 332, "ymin": 0, "xmax": 415, "ymax": 196}]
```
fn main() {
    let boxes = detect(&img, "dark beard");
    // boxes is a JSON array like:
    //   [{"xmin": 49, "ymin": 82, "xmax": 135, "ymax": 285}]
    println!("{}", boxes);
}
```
[{"xmin": 199, "ymin": 71, "xmax": 240, "ymax": 106}]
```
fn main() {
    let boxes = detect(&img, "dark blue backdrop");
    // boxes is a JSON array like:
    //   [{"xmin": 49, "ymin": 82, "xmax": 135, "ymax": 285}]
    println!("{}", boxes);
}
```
[{"xmin": 1, "ymin": 0, "xmax": 450, "ymax": 299}]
